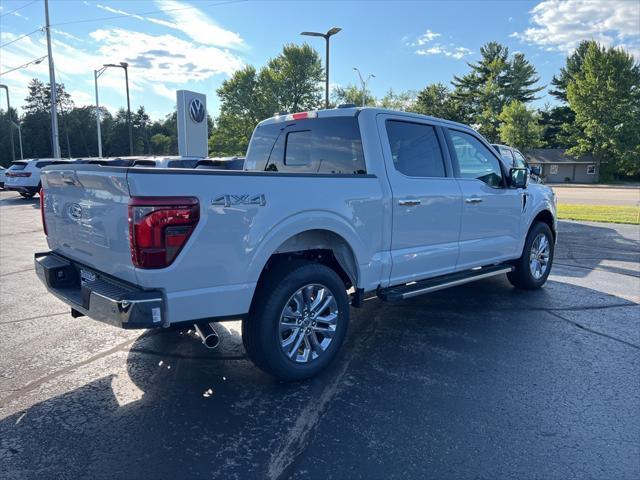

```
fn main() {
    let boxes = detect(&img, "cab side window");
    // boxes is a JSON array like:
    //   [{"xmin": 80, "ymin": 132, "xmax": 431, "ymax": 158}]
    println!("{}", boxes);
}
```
[
  {"xmin": 386, "ymin": 120, "xmax": 446, "ymax": 177},
  {"xmin": 449, "ymin": 130, "xmax": 503, "ymax": 187}
]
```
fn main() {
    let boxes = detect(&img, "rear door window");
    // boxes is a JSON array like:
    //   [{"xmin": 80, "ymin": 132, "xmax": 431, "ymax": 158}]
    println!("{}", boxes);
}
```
[
  {"xmin": 385, "ymin": 120, "xmax": 446, "ymax": 177},
  {"xmin": 246, "ymin": 117, "xmax": 366, "ymax": 174}
]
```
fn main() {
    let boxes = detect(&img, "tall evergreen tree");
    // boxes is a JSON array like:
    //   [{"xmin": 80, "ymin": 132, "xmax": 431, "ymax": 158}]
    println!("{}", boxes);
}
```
[
  {"xmin": 550, "ymin": 40, "xmax": 594, "ymax": 103},
  {"xmin": 451, "ymin": 42, "xmax": 543, "ymax": 140}
]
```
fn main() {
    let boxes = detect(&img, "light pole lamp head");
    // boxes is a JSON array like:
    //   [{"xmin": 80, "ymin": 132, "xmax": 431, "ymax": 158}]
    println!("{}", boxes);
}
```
[
  {"xmin": 301, "ymin": 31, "xmax": 325, "ymax": 37},
  {"xmin": 119, "ymin": 62, "xmax": 128, "ymax": 68},
  {"xmin": 326, "ymin": 27, "xmax": 341, "ymax": 37}
]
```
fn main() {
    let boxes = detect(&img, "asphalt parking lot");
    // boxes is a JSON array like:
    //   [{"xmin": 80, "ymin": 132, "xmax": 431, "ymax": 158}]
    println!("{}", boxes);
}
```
[{"xmin": 1, "ymin": 188, "xmax": 639, "ymax": 480}]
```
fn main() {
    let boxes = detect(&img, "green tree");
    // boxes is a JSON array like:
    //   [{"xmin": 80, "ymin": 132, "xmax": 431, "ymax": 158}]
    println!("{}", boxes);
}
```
[
  {"xmin": 550, "ymin": 40, "xmax": 594, "ymax": 102},
  {"xmin": 413, "ymin": 83, "xmax": 468, "ymax": 122},
  {"xmin": 539, "ymin": 104, "xmax": 573, "ymax": 148},
  {"xmin": 212, "ymin": 44, "xmax": 324, "ymax": 156},
  {"xmin": 150, "ymin": 133, "xmax": 171, "ymax": 155},
  {"xmin": 452, "ymin": 42, "xmax": 543, "ymax": 140},
  {"xmin": 498, "ymin": 100, "xmax": 543, "ymax": 149},
  {"xmin": 332, "ymin": 84, "xmax": 376, "ymax": 107},
  {"xmin": 565, "ymin": 43, "xmax": 640, "ymax": 178},
  {"xmin": 379, "ymin": 88, "xmax": 415, "ymax": 111},
  {"xmin": 259, "ymin": 43, "xmax": 324, "ymax": 114},
  {"xmin": 0, "ymin": 107, "xmax": 20, "ymax": 166}
]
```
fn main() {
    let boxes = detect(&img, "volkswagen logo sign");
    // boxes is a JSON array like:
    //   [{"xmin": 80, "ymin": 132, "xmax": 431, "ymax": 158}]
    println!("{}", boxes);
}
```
[
  {"xmin": 68, "ymin": 203, "xmax": 83, "ymax": 220},
  {"xmin": 188, "ymin": 98, "xmax": 205, "ymax": 123}
]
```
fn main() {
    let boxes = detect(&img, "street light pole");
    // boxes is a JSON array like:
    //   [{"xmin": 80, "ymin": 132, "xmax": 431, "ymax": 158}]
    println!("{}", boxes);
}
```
[
  {"xmin": 353, "ymin": 67, "xmax": 375, "ymax": 107},
  {"xmin": 94, "ymin": 69, "xmax": 103, "ymax": 157},
  {"xmin": 44, "ymin": 0, "xmax": 61, "ymax": 158},
  {"xmin": 0, "ymin": 84, "xmax": 15, "ymax": 162},
  {"xmin": 123, "ymin": 64, "xmax": 133, "ymax": 156},
  {"xmin": 301, "ymin": 27, "xmax": 341, "ymax": 109},
  {"xmin": 100, "ymin": 62, "xmax": 133, "ymax": 156}
]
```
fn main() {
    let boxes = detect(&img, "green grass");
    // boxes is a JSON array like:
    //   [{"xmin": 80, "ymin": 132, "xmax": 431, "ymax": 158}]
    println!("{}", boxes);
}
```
[{"xmin": 557, "ymin": 204, "xmax": 640, "ymax": 225}]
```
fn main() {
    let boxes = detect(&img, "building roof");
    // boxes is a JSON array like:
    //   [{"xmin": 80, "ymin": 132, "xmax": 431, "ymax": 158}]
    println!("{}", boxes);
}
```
[{"xmin": 523, "ymin": 148, "xmax": 598, "ymax": 164}]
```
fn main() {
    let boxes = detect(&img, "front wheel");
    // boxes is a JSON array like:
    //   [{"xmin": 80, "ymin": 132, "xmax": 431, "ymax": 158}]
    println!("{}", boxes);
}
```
[
  {"xmin": 242, "ymin": 261, "xmax": 350, "ymax": 381},
  {"xmin": 20, "ymin": 192, "xmax": 35, "ymax": 199},
  {"xmin": 508, "ymin": 221, "xmax": 554, "ymax": 289}
]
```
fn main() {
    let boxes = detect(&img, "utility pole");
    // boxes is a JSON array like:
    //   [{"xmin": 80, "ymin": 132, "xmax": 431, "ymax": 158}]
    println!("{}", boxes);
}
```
[{"xmin": 44, "ymin": 0, "xmax": 61, "ymax": 158}]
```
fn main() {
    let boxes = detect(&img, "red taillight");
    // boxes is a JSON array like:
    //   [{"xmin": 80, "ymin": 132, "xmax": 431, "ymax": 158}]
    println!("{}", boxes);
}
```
[
  {"xmin": 128, "ymin": 197, "xmax": 199, "ymax": 269},
  {"xmin": 7, "ymin": 172, "xmax": 31, "ymax": 177},
  {"xmin": 40, "ymin": 188, "xmax": 47, "ymax": 236}
]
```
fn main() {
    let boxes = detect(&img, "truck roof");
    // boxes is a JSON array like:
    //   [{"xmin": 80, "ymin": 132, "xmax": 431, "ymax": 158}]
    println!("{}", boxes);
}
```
[{"xmin": 257, "ymin": 106, "xmax": 473, "ymax": 132}]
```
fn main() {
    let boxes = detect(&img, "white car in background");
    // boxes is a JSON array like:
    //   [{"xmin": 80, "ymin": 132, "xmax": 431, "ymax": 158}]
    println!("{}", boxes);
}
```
[{"xmin": 4, "ymin": 159, "xmax": 73, "ymax": 198}]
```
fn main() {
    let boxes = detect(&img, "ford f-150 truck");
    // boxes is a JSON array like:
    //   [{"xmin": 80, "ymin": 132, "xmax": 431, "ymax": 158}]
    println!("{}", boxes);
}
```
[{"xmin": 35, "ymin": 107, "xmax": 556, "ymax": 381}]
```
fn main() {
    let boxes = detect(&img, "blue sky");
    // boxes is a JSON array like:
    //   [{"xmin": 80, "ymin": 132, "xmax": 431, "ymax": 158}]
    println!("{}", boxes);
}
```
[{"xmin": 1, "ymin": 0, "xmax": 639, "ymax": 120}]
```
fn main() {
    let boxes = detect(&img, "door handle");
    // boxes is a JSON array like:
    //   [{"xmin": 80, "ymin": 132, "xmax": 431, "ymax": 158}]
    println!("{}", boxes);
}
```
[
  {"xmin": 465, "ymin": 197, "xmax": 483, "ymax": 204},
  {"xmin": 398, "ymin": 199, "xmax": 421, "ymax": 207}
]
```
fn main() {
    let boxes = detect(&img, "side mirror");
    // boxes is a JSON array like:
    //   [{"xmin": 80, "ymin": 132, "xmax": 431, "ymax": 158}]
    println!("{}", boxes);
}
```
[
  {"xmin": 530, "ymin": 166, "xmax": 542, "ymax": 176},
  {"xmin": 510, "ymin": 167, "xmax": 529, "ymax": 189}
]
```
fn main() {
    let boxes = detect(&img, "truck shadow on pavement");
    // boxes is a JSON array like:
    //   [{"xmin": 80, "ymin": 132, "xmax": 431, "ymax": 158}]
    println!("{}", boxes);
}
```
[
  {"xmin": 1, "ymin": 273, "xmax": 638, "ymax": 480},
  {"xmin": 552, "ymin": 220, "xmax": 639, "ymax": 279}
]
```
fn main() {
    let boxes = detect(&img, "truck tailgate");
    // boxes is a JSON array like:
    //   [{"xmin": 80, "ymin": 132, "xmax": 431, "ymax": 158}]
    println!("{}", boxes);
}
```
[{"xmin": 41, "ymin": 166, "xmax": 137, "ymax": 284}]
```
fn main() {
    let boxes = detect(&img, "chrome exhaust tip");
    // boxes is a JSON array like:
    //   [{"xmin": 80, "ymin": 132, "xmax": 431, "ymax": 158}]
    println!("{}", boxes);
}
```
[{"xmin": 194, "ymin": 322, "xmax": 220, "ymax": 349}]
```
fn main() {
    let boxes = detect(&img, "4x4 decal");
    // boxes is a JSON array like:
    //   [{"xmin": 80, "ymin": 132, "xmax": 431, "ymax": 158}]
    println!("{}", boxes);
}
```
[{"xmin": 211, "ymin": 194, "xmax": 266, "ymax": 207}]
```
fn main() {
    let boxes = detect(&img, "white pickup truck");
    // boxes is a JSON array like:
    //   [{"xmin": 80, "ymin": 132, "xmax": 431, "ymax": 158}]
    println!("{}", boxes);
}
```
[{"xmin": 36, "ymin": 107, "xmax": 556, "ymax": 380}]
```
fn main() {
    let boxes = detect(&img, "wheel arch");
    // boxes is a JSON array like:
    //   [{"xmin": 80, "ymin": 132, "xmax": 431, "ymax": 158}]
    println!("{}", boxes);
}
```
[
  {"xmin": 247, "ymin": 212, "xmax": 367, "ymax": 291},
  {"xmin": 531, "ymin": 209, "xmax": 556, "ymax": 240}
]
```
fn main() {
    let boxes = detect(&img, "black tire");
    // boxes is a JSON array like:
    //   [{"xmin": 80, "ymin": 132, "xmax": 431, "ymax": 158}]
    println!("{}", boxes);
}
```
[
  {"xmin": 508, "ymin": 221, "xmax": 554, "ymax": 289},
  {"xmin": 242, "ymin": 261, "xmax": 350, "ymax": 381},
  {"xmin": 19, "ymin": 192, "xmax": 35, "ymax": 199}
]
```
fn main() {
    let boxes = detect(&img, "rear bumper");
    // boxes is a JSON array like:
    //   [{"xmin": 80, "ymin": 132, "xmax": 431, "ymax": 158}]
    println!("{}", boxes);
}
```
[{"xmin": 35, "ymin": 251, "xmax": 165, "ymax": 329}]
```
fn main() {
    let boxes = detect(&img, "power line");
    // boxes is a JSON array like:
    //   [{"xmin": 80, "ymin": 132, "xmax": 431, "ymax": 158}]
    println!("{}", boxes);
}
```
[
  {"xmin": 0, "ymin": 27, "xmax": 44, "ymax": 49},
  {"xmin": 0, "ymin": 54, "xmax": 47, "ymax": 76},
  {"xmin": 0, "ymin": 0, "xmax": 39, "ymax": 19},
  {"xmin": 50, "ymin": 0, "xmax": 246, "ymax": 27}
]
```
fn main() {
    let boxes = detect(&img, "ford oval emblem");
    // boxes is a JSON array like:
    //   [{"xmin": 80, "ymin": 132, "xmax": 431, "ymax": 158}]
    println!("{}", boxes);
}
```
[
  {"xmin": 68, "ymin": 203, "xmax": 83, "ymax": 220},
  {"xmin": 189, "ymin": 98, "xmax": 205, "ymax": 123}
]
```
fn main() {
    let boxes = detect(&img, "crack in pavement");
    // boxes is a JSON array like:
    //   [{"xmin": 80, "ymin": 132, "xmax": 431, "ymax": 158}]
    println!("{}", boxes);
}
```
[
  {"xmin": 267, "ymin": 314, "xmax": 381, "ymax": 480},
  {"xmin": 553, "ymin": 262, "xmax": 640, "ymax": 279},
  {"xmin": 0, "ymin": 268, "xmax": 35, "ymax": 277},
  {"xmin": 545, "ymin": 309, "xmax": 640, "ymax": 351},
  {"xmin": 0, "ymin": 312, "xmax": 67, "ymax": 325}
]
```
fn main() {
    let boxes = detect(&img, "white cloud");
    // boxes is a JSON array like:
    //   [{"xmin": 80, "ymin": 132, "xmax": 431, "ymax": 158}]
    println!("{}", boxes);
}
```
[
  {"xmin": 0, "ymin": 25, "xmax": 243, "ymax": 114},
  {"xmin": 406, "ymin": 29, "xmax": 441, "ymax": 46},
  {"xmin": 92, "ymin": 1, "xmax": 245, "ymax": 49},
  {"xmin": 416, "ymin": 45, "xmax": 473, "ymax": 60},
  {"xmin": 89, "ymin": 28, "xmax": 243, "ymax": 82},
  {"xmin": 513, "ymin": 0, "xmax": 640, "ymax": 57},
  {"xmin": 407, "ymin": 30, "xmax": 472, "ymax": 60},
  {"xmin": 155, "ymin": 0, "xmax": 245, "ymax": 49}
]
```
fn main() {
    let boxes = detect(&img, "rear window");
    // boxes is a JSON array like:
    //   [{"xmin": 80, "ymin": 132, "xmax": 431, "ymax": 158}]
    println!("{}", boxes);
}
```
[
  {"xmin": 245, "ymin": 117, "xmax": 366, "ymax": 174},
  {"xmin": 10, "ymin": 162, "xmax": 27, "ymax": 171}
]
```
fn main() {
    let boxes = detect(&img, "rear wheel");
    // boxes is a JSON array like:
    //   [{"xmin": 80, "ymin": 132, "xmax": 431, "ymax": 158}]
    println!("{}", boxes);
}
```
[
  {"xmin": 20, "ymin": 192, "xmax": 35, "ymax": 199},
  {"xmin": 508, "ymin": 221, "xmax": 554, "ymax": 289},
  {"xmin": 242, "ymin": 261, "xmax": 350, "ymax": 381}
]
